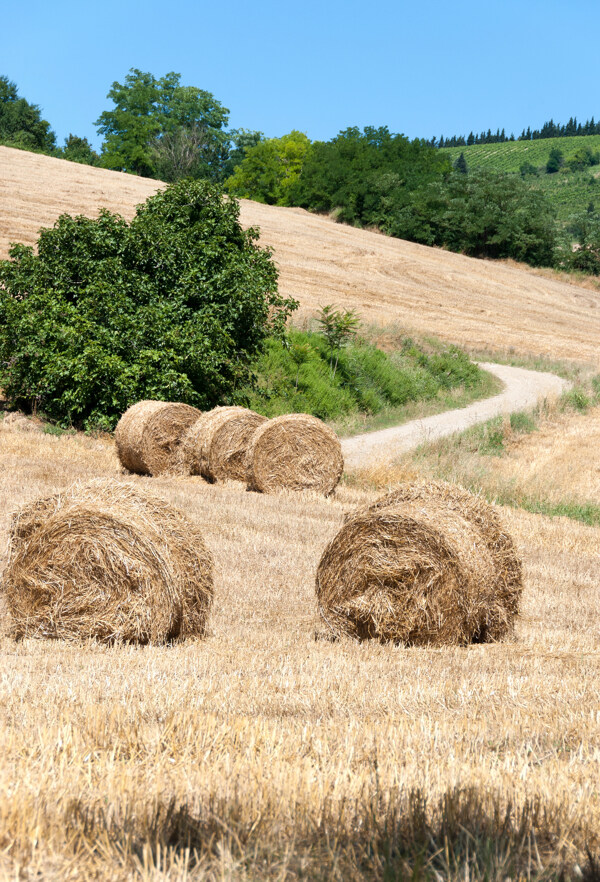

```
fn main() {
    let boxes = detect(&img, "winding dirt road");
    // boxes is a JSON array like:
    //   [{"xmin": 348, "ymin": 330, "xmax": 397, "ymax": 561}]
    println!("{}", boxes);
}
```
[{"xmin": 342, "ymin": 362, "xmax": 570, "ymax": 470}]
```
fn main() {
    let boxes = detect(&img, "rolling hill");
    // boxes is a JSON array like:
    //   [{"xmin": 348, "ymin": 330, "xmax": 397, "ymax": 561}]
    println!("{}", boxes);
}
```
[
  {"xmin": 443, "ymin": 135, "xmax": 600, "ymax": 225},
  {"xmin": 1, "ymin": 144, "xmax": 600, "ymax": 363}
]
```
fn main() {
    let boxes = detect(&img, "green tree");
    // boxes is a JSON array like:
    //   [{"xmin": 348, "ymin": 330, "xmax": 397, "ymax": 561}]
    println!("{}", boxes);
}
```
[
  {"xmin": 316, "ymin": 305, "xmax": 360, "ymax": 378},
  {"xmin": 0, "ymin": 76, "xmax": 56, "ymax": 152},
  {"xmin": 95, "ymin": 69, "xmax": 229, "ymax": 179},
  {"xmin": 454, "ymin": 151, "xmax": 468, "ymax": 174},
  {"xmin": 293, "ymin": 127, "xmax": 451, "ymax": 227},
  {"xmin": 222, "ymin": 128, "xmax": 263, "ymax": 179},
  {"xmin": 546, "ymin": 147, "xmax": 564, "ymax": 174},
  {"xmin": 0, "ymin": 180, "xmax": 297, "ymax": 429},
  {"xmin": 226, "ymin": 131, "xmax": 311, "ymax": 205},
  {"xmin": 395, "ymin": 171, "xmax": 556, "ymax": 266},
  {"xmin": 56, "ymin": 134, "xmax": 100, "ymax": 165}
]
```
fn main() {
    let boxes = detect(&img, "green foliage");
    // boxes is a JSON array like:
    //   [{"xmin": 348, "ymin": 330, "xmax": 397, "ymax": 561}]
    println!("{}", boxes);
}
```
[
  {"xmin": 0, "ymin": 180, "xmax": 296, "ymax": 429},
  {"xmin": 519, "ymin": 161, "xmax": 539, "ymax": 177},
  {"xmin": 558, "ymin": 211, "xmax": 600, "ymax": 275},
  {"xmin": 443, "ymin": 135, "xmax": 600, "ymax": 234},
  {"xmin": 226, "ymin": 131, "xmax": 311, "ymax": 205},
  {"xmin": 316, "ymin": 305, "xmax": 360, "ymax": 377},
  {"xmin": 0, "ymin": 75, "xmax": 56, "ymax": 152},
  {"xmin": 293, "ymin": 126, "xmax": 451, "ymax": 226},
  {"xmin": 95, "ymin": 69, "xmax": 230, "ymax": 179},
  {"xmin": 246, "ymin": 330, "xmax": 481, "ymax": 421},
  {"xmin": 221, "ymin": 129, "xmax": 263, "ymax": 179},
  {"xmin": 546, "ymin": 147, "xmax": 564, "ymax": 174},
  {"xmin": 396, "ymin": 171, "xmax": 556, "ymax": 265},
  {"xmin": 454, "ymin": 152, "xmax": 468, "ymax": 174},
  {"xmin": 56, "ymin": 134, "xmax": 100, "ymax": 165}
]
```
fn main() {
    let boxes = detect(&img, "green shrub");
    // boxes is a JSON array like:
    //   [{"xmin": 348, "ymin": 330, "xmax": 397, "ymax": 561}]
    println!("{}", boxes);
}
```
[
  {"xmin": 0, "ymin": 180, "xmax": 296, "ymax": 429},
  {"xmin": 246, "ymin": 331, "xmax": 483, "ymax": 421}
]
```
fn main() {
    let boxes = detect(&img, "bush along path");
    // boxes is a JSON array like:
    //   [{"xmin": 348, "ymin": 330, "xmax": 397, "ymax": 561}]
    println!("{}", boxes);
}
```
[{"xmin": 341, "ymin": 362, "xmax": 571, "ymax": 470}]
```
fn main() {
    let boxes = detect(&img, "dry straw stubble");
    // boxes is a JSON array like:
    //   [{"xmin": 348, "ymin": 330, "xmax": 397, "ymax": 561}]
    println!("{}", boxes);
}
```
[
  {"xmin": 245, "ymin": 413, "xmax": 344, "ymax": 495},
  {"xmin": 316, "ymin": 480, "xmax": 522, "ymax": 645},
  {"xmin": 2, "ymin": 478, "xmax": 214, "ymax": 644},
  {"xmin": 115, "ymin": 400, "xmax": 202, "ymax": 476},
  {"xmin": 182, "ymin": 406, "xmax": 267, "ymax": 482}
]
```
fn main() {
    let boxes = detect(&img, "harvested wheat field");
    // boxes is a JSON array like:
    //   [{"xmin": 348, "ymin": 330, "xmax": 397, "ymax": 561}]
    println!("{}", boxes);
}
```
[
  {"xmin": 2, "ymin": 145, "xmax": 600, "ymax": 363},
  {"xmin": 1, "ymin": 420, "xmax": 600, "ymax": 878}
]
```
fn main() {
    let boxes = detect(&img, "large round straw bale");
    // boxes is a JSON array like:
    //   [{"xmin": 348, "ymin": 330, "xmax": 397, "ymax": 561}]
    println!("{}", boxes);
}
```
[
  {"xmin": 181, "ymin": 406, "xmax": 267, "ymax": 482},
  {"xmin": 115, "ymin": 400, "xmax": 202, "ymax": 476},
  {"xmin": 2, "ymin": 478, "xmax": 214, "ymax": 644},
  {"xmin": 245, "ymin": 413, "xmax": 343, "ymax": 495},
  {"xmin": 316, "ymin": 480, "xmax": 522, "ymax": 645}
]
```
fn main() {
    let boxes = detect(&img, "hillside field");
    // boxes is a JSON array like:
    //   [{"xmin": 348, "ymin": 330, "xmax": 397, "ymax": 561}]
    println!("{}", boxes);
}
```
[
  {"xmin": 443, "ymin": 135, "xmax": 600, "ymax": 225},
  {"xmin": 1, "ymin": 146, "xmax": 600, "ymax": 364},
  {"xmin": 2, "ymin": 146, "xmax": 600, "ymax": 878}
]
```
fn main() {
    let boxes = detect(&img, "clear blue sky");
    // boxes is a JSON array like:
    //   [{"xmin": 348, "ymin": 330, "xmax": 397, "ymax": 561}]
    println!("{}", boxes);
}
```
[{"xmin": 3, "ymin": 0, "xmax": 597, "ymax": 150}]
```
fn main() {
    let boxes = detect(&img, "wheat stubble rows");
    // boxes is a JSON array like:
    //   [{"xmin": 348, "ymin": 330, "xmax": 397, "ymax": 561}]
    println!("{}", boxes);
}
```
[{"xmin": 1, "ymin": 425, "xmax": 600, "ymax": 876}]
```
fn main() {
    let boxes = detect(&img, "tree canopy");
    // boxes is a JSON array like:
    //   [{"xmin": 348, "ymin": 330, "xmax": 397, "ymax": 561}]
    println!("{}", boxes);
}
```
[
  {"xmin": 292, "ymin": 127, "xmax": 452, "ymax": 226},
  {"xmin": 0, "ymin": 76, "xmax": 56, "ymax": 152},
  {"xmin": 95, "ymin": 69, "xmax": 230, "ymax": 179},
  {"xmin": 0, "ymin": 180, "xmax": 297, "ymax": 429},
  {"xmin": 226, "ymin": 131, "xmax": 311, "ymax": 205}
]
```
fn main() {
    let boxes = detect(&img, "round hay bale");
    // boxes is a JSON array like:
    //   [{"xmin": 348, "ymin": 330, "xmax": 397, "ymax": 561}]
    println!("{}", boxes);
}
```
[
  {"xmin": 3, "ymin": 478, "xmax": 214, "ymax": 644},
  {"xmin": 245, "ymin": 413, "xmax": 343, "ymax": 496},
  {"xmin": 115, "ymin": 400, "xmax": 202, "ymax": 476},
  {"xmin": 316, "ymin": 480, "xmax": 522, "ymax": 645},
  {"xmin": 181, "ymin": 406, "xmax": 267, "ymax": 482}
]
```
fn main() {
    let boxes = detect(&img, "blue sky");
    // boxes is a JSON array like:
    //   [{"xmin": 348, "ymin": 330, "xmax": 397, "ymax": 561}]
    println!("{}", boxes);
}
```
[{"xmin": 3, "ymin": 0, "xmax": 597, "ymax": 150}]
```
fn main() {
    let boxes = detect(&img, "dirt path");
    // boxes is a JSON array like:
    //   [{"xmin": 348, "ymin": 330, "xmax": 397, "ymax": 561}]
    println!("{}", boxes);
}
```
[{"xmin": 342, "ymin": 362, "xmax": 570, "ymax": 470}]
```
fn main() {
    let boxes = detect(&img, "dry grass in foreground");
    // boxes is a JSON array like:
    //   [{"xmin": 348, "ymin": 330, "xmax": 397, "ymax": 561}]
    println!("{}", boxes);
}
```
[{"xmin": 1, "ymin": 423, "xmax": 600, "ymax": 879}]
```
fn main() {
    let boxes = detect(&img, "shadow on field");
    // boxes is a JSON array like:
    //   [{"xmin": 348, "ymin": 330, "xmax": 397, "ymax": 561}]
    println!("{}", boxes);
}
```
[{"xmin": 55, "ymin": 786, "xmax": 600, "ymax": 881}]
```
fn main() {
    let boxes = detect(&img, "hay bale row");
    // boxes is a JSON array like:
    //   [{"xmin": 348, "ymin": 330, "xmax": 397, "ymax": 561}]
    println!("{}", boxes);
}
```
[
  {"xmin": 116, "ymin": 401, "xmax": 344, "ymax": 496},
  {"xmin": 179, "ymin": 408, "xmax": 344, "ymax": 496},
  {"xmin": 316, "ymin": 480, "xmax": 522, "ymax": 646},
  {"xmin": 115, "ymin": 400, "xmax": 202, "ymax": 476},
  {"xmin": 2, "ymin": 479, "xmax": 214, "ymax": 644}
]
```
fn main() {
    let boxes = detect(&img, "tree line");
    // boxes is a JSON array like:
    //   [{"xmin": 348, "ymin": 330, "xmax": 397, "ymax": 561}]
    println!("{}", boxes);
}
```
[
  {"xmin": 429, "ymin": 117, "xmax": 600, "ymax": 149},
  {"xmin": 2, "ymin": 70, "xmax": 599, "ymax": 276}
]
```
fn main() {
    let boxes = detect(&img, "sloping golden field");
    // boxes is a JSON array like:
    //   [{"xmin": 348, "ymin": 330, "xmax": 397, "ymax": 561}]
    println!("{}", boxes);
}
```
[{"xmin": 1, "ymin": 145, "xmax": 600, "ymax": 363}]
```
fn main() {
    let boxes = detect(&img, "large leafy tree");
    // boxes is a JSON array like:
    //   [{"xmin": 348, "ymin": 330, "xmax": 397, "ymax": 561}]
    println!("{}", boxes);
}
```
[
  {"xmin": 95, "ymin": 69, "xmax": 230, "ymax": 179},
  {"xmin": 0, "ymin": 75, "xmax": 56, "ymax": 152},
  {"xmin": 226, "ymin": 131, "xmax": 311, "ymax": 205},
  {"xmin": 0, "ymin": 180, "xmax": 297, "ymax": 429},
  {"xmin": 293, "ymin": 126, "xmax": 451, "ymax": 225},
  {"xmin": 395, "ymin": 171, "xmax": 557, "ymax": 266}
]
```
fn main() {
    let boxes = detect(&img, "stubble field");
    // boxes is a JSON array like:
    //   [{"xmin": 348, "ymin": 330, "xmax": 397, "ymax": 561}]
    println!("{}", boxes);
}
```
[
  {"xmin": 1, "ymin": 423, "xmax": 600, "ymax": 879},
  {"xmin": 2, "ymin": 148, "xmax": 600, "ymax": 879}
]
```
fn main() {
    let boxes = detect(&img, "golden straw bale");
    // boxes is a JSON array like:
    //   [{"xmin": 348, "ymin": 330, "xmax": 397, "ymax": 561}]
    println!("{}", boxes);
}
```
[
  {"xmin": 2, "ymin": 478, "xmax": 214, "ymax": 644},
  {"xmin": 245, "ymin": 413, "xmax": 343, "ymax": 495},
  {"xmin": 316, "ymin": 480, "xmax": 522, "ymax": 645},
  {"xmin": 182, "ymin": 406, "xmax": 267, "ymax": 482},
  {"xmin": 115, "ymin": 400, "xmax": 201, "ymax": 476}
]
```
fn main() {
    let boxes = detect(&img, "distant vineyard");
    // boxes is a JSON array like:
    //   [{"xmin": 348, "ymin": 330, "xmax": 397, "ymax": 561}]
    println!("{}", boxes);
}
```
[
  {"xmin": 443, "ymin": 135, "xmax": 600, "ymax": 172},
  {"xmin": 443, "ymin": 136, "xmax": 600, "ymax": 225}
]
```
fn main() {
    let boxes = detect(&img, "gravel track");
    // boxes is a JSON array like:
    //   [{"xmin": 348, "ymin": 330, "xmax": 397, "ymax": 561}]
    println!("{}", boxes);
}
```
[{"xmin": 342, "ymin": 362, "xmax": 570, "ymax": 470}]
